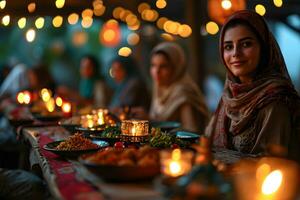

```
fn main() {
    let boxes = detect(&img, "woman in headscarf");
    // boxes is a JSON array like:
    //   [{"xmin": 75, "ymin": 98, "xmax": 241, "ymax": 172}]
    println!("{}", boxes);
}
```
[
  {"xmin": 57, "ymin": 54, "xmax": 111, "ymax": 107},
  {"xmin": 149, "ymin": 42, "xmax": 209, "ymax": 133},
  {"xmin": 205, "ymin": 10, "xmax": 300, "ymax": 161},
  {"xmin": 109, "ymin": 55, "xmax": 150, "ymax": 111}
]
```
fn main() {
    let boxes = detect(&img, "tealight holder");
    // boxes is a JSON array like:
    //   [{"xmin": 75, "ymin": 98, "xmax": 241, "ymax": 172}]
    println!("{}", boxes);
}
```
[
  {"xmin": 80, "ymin": 114, "xmax": 98, "ymax": 129},
  {"xmin": 120, "ymin": 120, "xmax": 149, "ymax": 143}
]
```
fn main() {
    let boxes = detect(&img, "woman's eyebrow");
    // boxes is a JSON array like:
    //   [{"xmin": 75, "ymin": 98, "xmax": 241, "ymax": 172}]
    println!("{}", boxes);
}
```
[{"xmin": 224, "ymin": 36, "xmax": 254, "ymax": 44}]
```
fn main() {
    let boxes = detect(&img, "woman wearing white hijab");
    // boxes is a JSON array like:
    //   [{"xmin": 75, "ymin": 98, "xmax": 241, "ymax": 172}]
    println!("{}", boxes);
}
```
[{"xmin": 149, "ymin": 42, "xmax": 209, "ymax": 132}]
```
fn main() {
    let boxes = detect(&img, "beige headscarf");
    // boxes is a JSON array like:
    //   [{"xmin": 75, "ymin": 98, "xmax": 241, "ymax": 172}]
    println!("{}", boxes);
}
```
[{"xmin": 149, "ymin": 42, "xmax": 209, "ymax": 122}]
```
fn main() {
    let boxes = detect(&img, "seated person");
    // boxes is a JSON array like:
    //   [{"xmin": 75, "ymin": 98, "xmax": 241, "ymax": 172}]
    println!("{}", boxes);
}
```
[
  {"xmin": 147, "ymin": 42, "xmax": 209, "ymax": 132},
  {"xmin": 109, "ymin": 55, "xmax": 150, "ymax": 112},
  {"xmin": 57, "ymin": 55, "xmax": 111, "ymax": 107},
  {"xmin": 205, "ymin": 10, "xmax": 300, "ymax": 161}
]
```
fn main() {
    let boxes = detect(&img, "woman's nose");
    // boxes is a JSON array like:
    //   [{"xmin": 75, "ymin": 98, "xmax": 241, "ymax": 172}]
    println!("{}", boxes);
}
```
[{"xmin": 233, "ymin": 46, "xmax": 241, "ymax": 57}]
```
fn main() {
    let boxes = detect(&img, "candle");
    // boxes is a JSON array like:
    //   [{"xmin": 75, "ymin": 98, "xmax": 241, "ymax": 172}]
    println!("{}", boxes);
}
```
[
  {"xmin": 233, "ymin": 157, "xmax": 299, "ymax": 200},
  {"xmin": 62, "ymin": 102, "xmax": 72, "ymax": 117},
  {"xmin": 81, "ymin": 114, "xmax": 97, "ymax": 128},
  {"xmin": 17, "ymin": 92, "xmax": 25, "ymax": 104},
  {"xmin": 45, "ymin": 98, "xmax": 55, "ymax": 112},
  {"xmin": 40, "ymin": 88, "xmax": 52, "ymax": 102},
  {"xmin": 55, "ymin": 96, "xmax": 63, "ymax": 107},
  {"xmin": 17, "ymin": 91, "xmax": 31, "ymax": 105},
  {"xmin": 160, "ymin": 149, "xmax": 193, "ymax": 178},
  {"xmin": 121, "ymin": 120, "xmax": 149, "ymax": 136}
]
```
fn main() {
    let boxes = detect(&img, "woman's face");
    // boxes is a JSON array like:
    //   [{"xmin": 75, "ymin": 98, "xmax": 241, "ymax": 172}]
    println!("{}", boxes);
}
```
[
  {"xmin": 110, "ymin": 61, "xmax": 126, "ymax": 83},
  {"xmin": 80, "ymin": 58, "xmax": 94, "ymax": 78},
  {"xmin": 223, "ymin": 24, "xmax": 261, "ymax": 83},
  {"xmin": 150, "ymin": 53, "xmax": 173, "ymax": 87}
]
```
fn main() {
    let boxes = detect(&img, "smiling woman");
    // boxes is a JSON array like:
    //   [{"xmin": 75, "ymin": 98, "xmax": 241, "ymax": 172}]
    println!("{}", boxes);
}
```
[{"xmin": 205, "ymin": 10, "xmax": 300, "ymax": 161}]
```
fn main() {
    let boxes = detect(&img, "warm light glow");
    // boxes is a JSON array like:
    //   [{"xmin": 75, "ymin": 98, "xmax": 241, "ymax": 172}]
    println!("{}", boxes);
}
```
[
  {"xmin": 45, "ymin": 98, "xmax": 55, "ymax": 113},
  {"xmin": 131, "ymin": 126, "xmax": 136, "ymax": 136},
  {"xmin": 72, "ymin": 31, "xmax": 87, "ymax": 47},
  {"xmin": 41, "ymin": 88, "xmax": 52, "ymax": 102},
  {"xmin": 127, "ymin": 33, "xmax": 140, "ymax": 46},
  {"xmin": 142, "ymin": 9, "xmax": 159, "ymax": 22},
  {"xmin": 94, "ymin": 5, "xmax": 106, "ymax": 16},
  {"xmin": 82, "ymin": 9, "xmax": 94, "ymax": 18},
  {"xmin": 62, "ymin": 102, "xmax": 71, "ymax": 113},
  {"xmin": 156, "ymin": 0, "xmax": 167, "ymax": 9},
  {"xmin": 164, "ymin": 21, "xmax": 179, "ymax": 34},
  {"xmin": 23, "ymin": 91, "xmax": 31, "ymax": 104},
  {"xmin": 273, "ymin": 0, "xmax": 283, "ymax": 7},
  {"xmin": 2, "ymin": 15, "xmax": 10, "ymax": 26},
  {"xmin": 221, "ymin": 0, "xmax": 232, "ymax": 10},
  {"xmin": 0, "ymin": 0, "xmax": 6, "ymax": 9},
  {"xmin": 262, "ymin": 170, "xmax": 283, "ymax": 195},
  {"xmin": 128, "ymin": 21, "xmax": 140, "ymax": 31},
  {"xmin": 35, "ymin": 17, "xmax": 45, "ymax": 29},
  {"xmin": 68, "ymin": 13, "xmax": 79, "ymax": 25},
  {"xmin": 52, "ymin": 16, "xmax": 63, "ymax": 27},
  {"xmin": 138, "ymin": 3, "xmax": 150, "ymax": 13},
  {"xmin": 161, "ymin": 33, "xmax": 174, "ymax": 41},
  {"xmin": 27, "ymin": 2, "xmax": 36, "ymax": 13},
  {"xmin": 125, "ymin": 14, "xmax": 138, "ymax": 26},
  {"xmin": 26, "ymin": 29, "xmax": 36, "ymax": 42},
  {"xmin": 169, "ymin": 161, "xmax": 182, "ymax": 175},
  {"xmin": 55, "ymin": 0, "xmax": 65, "ymax": 9},
  {"xmin": 81, "ymin": 17, "xmax": 93, "ymax": 28},
  {"xmin": 157, "ymin": 17, "xmax": 168, "ymax": 29},
  {"xmin": 55, "ymin": 97, "xmax": 63, "ymax": 107},
  {"xmin": 113, "ymin": 7, "xmax": 123, "ymax": 19},
  {"xmin": 172, "ymin": 149, "xmax": 181, "ymax": 160},
  {"xmin": 255, "ymin": 4, "xmax": 266, "ymax": 16},
  {"xmin": 118, "ymin": 47, "xmax": 132, "ymax": 57},
  {"xmin": 206, "ymin": 21, "xmax": 219, "ymax": 35},
  {"xmin": 256, "ymin": 163, "xmax": 271, "ymax": 180},
  {"xmin": 97, "ymin": 111, "xmax": 105, "ymax": 125},
  {"xmin": 17, "ymin": 92, "xmax": 25, "ymax": 104},
  {"xmin": 178, "ymin": 24, "xmax": 192, "ymax": 38},
  {"xmin": 18, "ymin": 17, "xmax": 26, "ymax": 29},
  {"xmin": 103, "ymin": 29, "xmax": 116, "ymax": 42}
]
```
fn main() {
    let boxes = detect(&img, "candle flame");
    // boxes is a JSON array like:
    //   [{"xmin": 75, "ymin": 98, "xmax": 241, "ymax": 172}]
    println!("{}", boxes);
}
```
[
  {"xmin": 45, "ymin": 98, "xmax": 55, "ymax": 112},
  {"xmin": 131, "ymin": 126, "xmax": 136, "ymax": 135},
  {"xmin": 23, "ymin": 91, "xmax": 31, "ymax": 104},
  {"xmin": 261, "ymin": 170, "xmax": 283, "ymax": 195},
  {"xmin": 169, "ymin": 161, "xmax": 182, "ymax": 176},
  {"xmin": 40, "ymin": 88, "xmax": 52, "ymax": 102},
  {"xmin": 55, "ymin": 97, "xmax": 63, "ymax": 107},
  {"xmin": 172, "ymin": 149, "xmax": 181, "ymax": 160},
  {"xmin": 62, "ymin": 102, "xmax": 71, "ymax": 113},
  {"xmin": 17, "ymin": 92, "xmax": 25, "ymax": 104},
  {"xmin": 97, "ymin": 111, "xmax": 105, "ymax": 125}
]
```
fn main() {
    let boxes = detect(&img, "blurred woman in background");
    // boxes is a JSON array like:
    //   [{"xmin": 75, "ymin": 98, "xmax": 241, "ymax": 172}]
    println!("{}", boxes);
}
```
[
  {"xmin": 57, "ymin": 54, "xmax": 111, "ymax": 107},
  {"xmin": 109, "ymin": 55, "xmax": 150, "ymax": 112},
  {"xmin": 149, "ymin": 42, "xmax": 209, "ymax": 132}
]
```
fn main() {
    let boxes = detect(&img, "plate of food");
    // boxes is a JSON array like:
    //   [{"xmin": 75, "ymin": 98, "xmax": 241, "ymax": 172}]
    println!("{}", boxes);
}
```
[
  {"xmin": 150, "ymin": 121, "xmax": 181, "ymax": 132},
  {"xmin": 43, "ymin": 133, "xmax": 109, "ymax": 158},
  {"xmin": 58, "ymin": 116, "xmax": 81, "ymax": 133},
  {"xmin": 89, "ymin": 126, "xmax": 121, "ymax": 145},
  {"xmin": 80, "ymin": 145, "xmax": 160, "ymax": 181}
]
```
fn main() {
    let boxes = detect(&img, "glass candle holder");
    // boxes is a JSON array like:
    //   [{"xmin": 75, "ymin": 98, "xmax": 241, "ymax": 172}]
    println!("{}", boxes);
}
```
[
  {"xmin": 121, "ymin": 120, "xmax": 149, "ymax": 142},
  {"xmin": 92, "ymin": 108, "xmax": 108, "ymax": 126},
  {"xmin": 81, "ymin": 114, "xmax": 97, "ymax": 128},
  {"xmin": 160, "ymin": 149, "xmax": 193, "ymax": 178}
]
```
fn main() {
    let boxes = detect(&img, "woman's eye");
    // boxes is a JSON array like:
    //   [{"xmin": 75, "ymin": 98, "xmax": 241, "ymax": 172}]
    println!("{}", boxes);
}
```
[
  {"xmin": 224, "ymin": 44, "xmax": 233, "ymax": 50},
  {"xmin": 242, "ymin": 41, "xmax": 252, "ymax": 47}
]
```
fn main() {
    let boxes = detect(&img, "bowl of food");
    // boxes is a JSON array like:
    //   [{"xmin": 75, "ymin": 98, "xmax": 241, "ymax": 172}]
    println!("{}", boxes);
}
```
[
  {"xmin": 150, "ymin": 121, "xmax": 181, "ymax": 133},
  {"xmin": 80, "ymin": 145, "xmax": 160, "ymax": 181}
]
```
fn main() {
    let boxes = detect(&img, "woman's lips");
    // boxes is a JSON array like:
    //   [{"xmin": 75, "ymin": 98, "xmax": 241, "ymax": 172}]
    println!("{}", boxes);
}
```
[{"xmin": 230, "ymin": 61, "xmax": 246, "ymax": 67}]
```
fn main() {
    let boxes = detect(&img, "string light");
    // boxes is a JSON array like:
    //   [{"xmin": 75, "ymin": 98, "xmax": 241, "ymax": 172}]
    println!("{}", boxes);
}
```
[
  {"xmin": 27, "ymin": 2, "xmax": 36, "ymax": 13},
  {"xmin": 273, "ymin": 0, "xmax": 283, "ymax": 7},
  {"xmin": 2, "ymin": 15, "xmax": 10, "ymax": 26},
  {"xmin": 68, "ymin": 13, "xmax": 79, "ymax": 25},
  {"xmin": 52, "ymin": 16, "xmax": 63, "ymax": 27},
  {"xmin": 156, "ymin": 0, "xmax": 167, "ymax": 9},
  {"xmin": 0, "ymin": 0, "xmax": 6, "ymax": 9},
  {"xmin": 178, "ymin": 24, "xmax": 192, "ymax": 38},
  {"xmin": 26, "ymin": 29, "xmax": 36, "ymax": 42},
  {"xmin": 18, "ymin": 17, "xmax": 26, "ymax": 29},
  {"xmin": 255, "ymin": 4, "xmax": 266, "ymax": 16},
  {"xmin": 206, "ymin": 21, "xmax": 219, "ymax": 35},
  {"xmin": 221, "ymin": 0, "xmax": 232, "ymax": 10},
  {"xmin": 118, "ymin": 47, "xmax": 132, "ymax": 57},
  {"xmin": 55, "ymin": 0, "xmax": 65, "ymax": 9},
  {"xmin": 35, "ymin": 17, "xmax": 45, "ymax": 29}
]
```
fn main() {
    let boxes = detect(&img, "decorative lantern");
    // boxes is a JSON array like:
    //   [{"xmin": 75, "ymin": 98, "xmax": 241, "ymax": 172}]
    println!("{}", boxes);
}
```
[{"xmin": 208, "ymin": 0, "xmax": 246, "ymax": 25}]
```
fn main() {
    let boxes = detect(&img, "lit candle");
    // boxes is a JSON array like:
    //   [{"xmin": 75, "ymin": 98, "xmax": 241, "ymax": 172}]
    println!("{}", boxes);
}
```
[
  {"xmin": 17, "ymin": 92, "xmax": 25, "ymax": 104},
  {"xmin": 97, "ymin": 110, "xmax": 105, "ymax": 125},
  {"xmin": 62, "ymin": 102, "xmax": 72, "ymax": 117},
  {"xmin": 81, "ymin": 114, "xmax": 96, "ymax": 128},
  {"xmin": 45, "ymin": 98, "xmax": 55, "ymax": 112},
  {"xmin": 131, "ymin": 126, "xmax": 136, "ymax": 136},
  {"xmin": 160, "ymin": 149, "xmax": 193, "ymax": 178},
  {"xmin": 40, "ymin": 88, "xmax": 52, "ymax": 102},
  {"xmin": 55, "ymin": 96, "xmax": 63, "ymax": 107}
]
